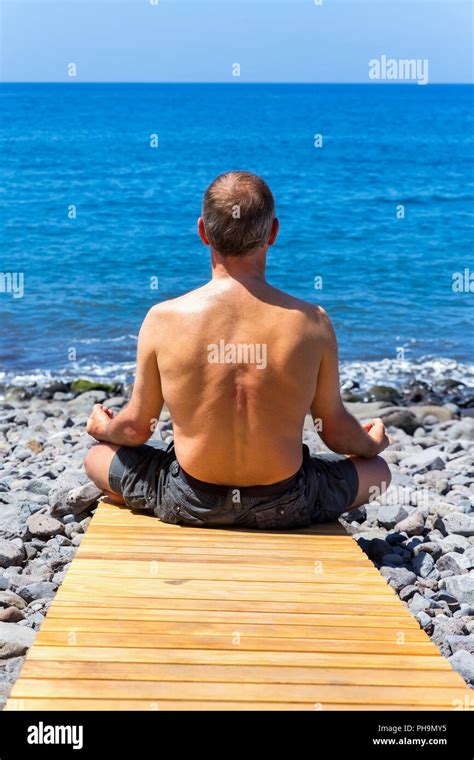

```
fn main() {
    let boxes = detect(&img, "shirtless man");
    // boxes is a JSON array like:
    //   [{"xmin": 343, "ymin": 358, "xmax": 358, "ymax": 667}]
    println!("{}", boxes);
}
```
[{"xmin": 84, "ymin": 171, "xmax": 391, "ymax": 529}]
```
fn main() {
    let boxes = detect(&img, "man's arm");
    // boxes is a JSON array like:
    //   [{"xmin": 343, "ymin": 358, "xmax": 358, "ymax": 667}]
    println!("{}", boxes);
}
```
[
  {"xmin": 87, "ymin": 307, "xmax": 164, "ymax": 446},
  {"xmin": 310, "ymin": 310, "xmax": 389, "ymax": 458}
]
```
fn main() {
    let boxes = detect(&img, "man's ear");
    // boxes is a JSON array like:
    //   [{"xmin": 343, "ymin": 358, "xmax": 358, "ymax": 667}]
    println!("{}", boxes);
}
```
[
  {"xmin": 268, "ymin": 217, "xmax": 279, "ymax": 247},
  {"xmin": 198, "ymin": 217, "xmax": 210, "ymax": 245}
]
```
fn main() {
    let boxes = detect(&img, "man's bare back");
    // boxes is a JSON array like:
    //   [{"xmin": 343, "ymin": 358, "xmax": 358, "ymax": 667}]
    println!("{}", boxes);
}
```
[{"xmin": 155, "ymin": 278, "xmax": 323, "ymax": 484}]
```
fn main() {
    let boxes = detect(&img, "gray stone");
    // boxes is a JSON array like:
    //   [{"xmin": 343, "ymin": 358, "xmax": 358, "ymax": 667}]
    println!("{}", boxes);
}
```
[
  {"xmin": 450, "ymin": 475, "xmax": 472, "ymax": 486},
  {"xmin": 394, "ymin": 510, "xmax": 425, "ymax": 536},
  {"xmin": 399, "ymin": 585, "xmax": 418, "ymax": 602},
  {"xmin": 17, "ymin": 581, "xmax": 57, "ymax": 604},
  {"xmin": 448, "ymin": 455, "xmax": 474, "ymax": 471},
  {"xmin": 4, "ymin": 655, "xmax": 25, "ymax": 679},
  {"xmin": 0, "ymin": 606, "xmax": 25, "ymax": 622},
  {"xmin": 30, "ymin": 538, "xmax": 47, "ymax": 551},
  {"xmin": 413, "ymin": 542, "xmax": 443, "ymax": 561},
  {"xmin": 433, "ymin": 591, "xmax": 461, "ymax": 610},
  {"xmin": 26, "ymin": 512, "xmax": 64, "ymax": 539},
  {"xmin": 66, "ymin": 482, "xmax": 102, "ymax": 513},
  {"xmin": 381, "ymin": 451, "xmax": 400, "ymax": 465},
  {"xmin": 439, "ymin": 534, "xmax": 472, "ymax": 553},
  {"xmin": 28, "ymin": 411, "xmax": 46, "ymax": 430},
  {"xmin": 64, "ymin": 522, "xmax": 80, "ymax": 539},
  {"xmin": 24, "ymin": 478, "xmax": 51, "ymax": 496},
  {"xmin": 380, "ymin": 566, "xmax": 416, "ymax": 591},
  {"xmin": 412, "ymin": 405, "xmax": 455, "ymax": 425},
  {"xmin": 24, "ymin": 543, "xmax": 37, "ymax": 561},
  {"xmin": 447, "ymin": 635, "xmax": 474, "ymax": 655},
  {"xmin": 447, "ymin": 418, "xmax": 474, "ymax": 441},
  {"xmin": 54, "ymin": 534, "xmax": 72, "ymax": 547},
  {"xmin": 436, "ymin": 552, "xmax": 472, "ymax": 575},
  {"xmin": 415, "ymin": 611, "xmax": 433, "ymax": 630},
  {"xmin": 417, "ymin": 576, "xmax": 439, "ymax": 591},
  {"xmin": 344, "ymin": 401, "xmax": 390, "ymax": 421},
  {"xmin": 106, "ymin": 396, "xmax": 126, "ymax": 408},
  {"xmin": 380, "ymin": 409, "xmax": 418, "ymax": 435},
  {"xmin": 49, "ymin": 472, "xmax": 98, "ymax": 517},
  {"xmin": 412, "ymin": 552, "xmax": 435, "ymax": 578},
  {"xmin": 427, "ymin": 476, "xmax": 450, "ymax": 495},
  {"xmin": 401, "ymin": 448, "xmax": 446, "ymax": 473},
  {"xmin": 0, "ymin": 502, "xmax": 33, "ymax": 538},
  {"xmin": 440, "ymin": 512, "xmax": 474, "ymax": 537},
  {"xmin": 408, "ymin": 592, "xmax": 433, "ymax": 614},
  {"xmin": 0, "ymin": 621, "xmax": 35, "ymax": 658},
  {"xmin": 432, "ymin": 615, "xmax": 466, "ymax": 656},
  {"xmin": 0, "ymin": 538, "xmax": 25, "ymax": 568},
  {"xmin": 8, "ymin": 570, "xmax": 52, "ymax": 587},
  {"xmin": 440, "ymin": 574, "xmax": 474, "ymax": 605},
  {"xmin": 68, "ymin": 389, "xmax": 107, "ymax": 406},
  {"xmin": 377, "ymin": 504, "xmax": 411, "ymax": 529},
  {"xmin": 0, "ymin": 591, "xmax": 26, "ymax": 610},
  {"xmin": 449, "ymin": 650, "xmax": 474, "ymax": 684},
  {"xmin": 2, "ymin": 566, "xmax": 23, "ymax": 579},
  {"xmin": 13, "ymin": 446, "xmax": 33, "ymax": 462},
  {"xmin": 444, "ymin": 441, "xmax": 463, "ymax": 455},
  {"xmin": 52, "ymin": 569, "xmax": 68, "ymax": 584}
]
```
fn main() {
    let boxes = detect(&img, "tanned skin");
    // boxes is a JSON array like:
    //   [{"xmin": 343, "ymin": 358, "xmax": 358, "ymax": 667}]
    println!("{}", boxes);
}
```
[{"xmin": 85, "ymin": 218, "xmax": 391, "ymax": 508}]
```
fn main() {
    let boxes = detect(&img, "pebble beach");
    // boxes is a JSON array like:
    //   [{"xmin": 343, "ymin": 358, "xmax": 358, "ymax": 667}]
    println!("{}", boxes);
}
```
[{"xmin": 0, "ymin": 367, "xmax": 473, "ymax": 708}]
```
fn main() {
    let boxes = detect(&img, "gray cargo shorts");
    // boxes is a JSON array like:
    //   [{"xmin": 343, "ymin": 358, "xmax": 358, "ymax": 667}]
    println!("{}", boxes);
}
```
[{"xmin": 108, "ymin": 440, "xmax": 359, "ymax": 529}]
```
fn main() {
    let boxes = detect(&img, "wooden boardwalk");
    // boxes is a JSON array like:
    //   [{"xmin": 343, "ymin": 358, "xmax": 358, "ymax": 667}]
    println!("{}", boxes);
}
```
[{"xmin": 6, "ymin": 500, "xmax": 472, "ymax": 711}]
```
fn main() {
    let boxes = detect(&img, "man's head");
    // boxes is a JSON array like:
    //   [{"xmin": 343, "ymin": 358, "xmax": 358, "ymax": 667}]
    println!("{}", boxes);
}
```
[{"xmin": 199, "ymin": 171, "xmax": 278, "ymax": 257}]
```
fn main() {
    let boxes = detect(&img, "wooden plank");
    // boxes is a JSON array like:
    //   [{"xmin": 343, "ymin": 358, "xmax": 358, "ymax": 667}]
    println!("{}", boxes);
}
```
[
  {"xmin": 33, "ymin": 630, "xmax": 438, "ymax": 655},
  {"xmin": 69, "ymin": 554, "xmax": 387, "ymax": 580},
  {"xmin": 25, "ymin": 646, "xmax": 454, "ymax": 670},
  {"xmin": 52, "ymin": 594, "xmax": 408, "ymax": 616},
  {"xmin": 78, "ymin": 550, "xmax": 372, "ymax": 566},
  {"xmin": 59, "ymin": 577, "xmax": 395, "ymax": 599},
  {"xmin": 55, "ymin": 586, "xmax": 400, "ymax": 604},
  {"xmin": 9, "ymin": 678, "xmax": 470, "ymax": 706},
  {"xmin": 18, "ymin": 661, "xmax": 465, "ymax": 688},
  {"xmin": 7, "ymin": 499, "xmax": 472, "ymax": 711},
  {"xmin": 40, "ymin": 618, "xmax": 428, "ymax": 641},
  {"xmin": 5, "ymin": 699, "xmax": 451, "ymax": 712},
  {"xmin": 45, "ymin": 605, "xmax": 420, "ymax": 629},
  {"xmin": 65, "ymin": 562, "xmax": 390, "ymax": 584}
]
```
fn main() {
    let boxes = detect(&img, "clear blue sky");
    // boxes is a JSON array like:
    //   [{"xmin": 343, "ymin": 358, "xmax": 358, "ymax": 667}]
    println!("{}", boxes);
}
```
[{"xmin": 1, "ymin": 0, "xmax": 472, "ymax": 83}]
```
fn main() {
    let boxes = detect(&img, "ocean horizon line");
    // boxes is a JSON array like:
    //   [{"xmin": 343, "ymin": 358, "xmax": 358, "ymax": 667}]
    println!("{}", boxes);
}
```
[{"xmin": 1, "ymin": 81, "xmax": 473, "ymax": 87}]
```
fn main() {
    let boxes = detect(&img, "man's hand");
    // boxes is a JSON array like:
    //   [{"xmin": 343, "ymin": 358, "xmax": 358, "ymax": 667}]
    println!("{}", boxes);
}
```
[
  {"xmin": 362, "ymin": 418, "xmax": 390, "ymax": 456},
  {"xmin": 86, "ymin": 404, "xmax": 114, "ymax": 442}
]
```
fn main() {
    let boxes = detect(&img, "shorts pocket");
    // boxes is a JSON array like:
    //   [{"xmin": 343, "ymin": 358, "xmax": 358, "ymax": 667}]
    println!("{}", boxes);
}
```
[
  {"xmin": 154, "ymin": 489, "xmax": 182, "ymax": 524},
  {"xmin": 255, "ymin": 488, "xmax": 311, "ymax": 530}
]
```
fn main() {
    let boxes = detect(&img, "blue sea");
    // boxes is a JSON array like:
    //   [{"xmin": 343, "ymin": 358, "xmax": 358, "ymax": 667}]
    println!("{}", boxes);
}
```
[{"xmin": 0, "ymin": 84, "xmax": 473, "ymax": 388}]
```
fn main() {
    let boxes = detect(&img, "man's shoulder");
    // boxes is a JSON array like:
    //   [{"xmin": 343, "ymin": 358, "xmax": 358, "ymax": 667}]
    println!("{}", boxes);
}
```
[
  {"xmin": 269, "ymin": 286, "xmax": 332, "ymax": 325},
  {"xmin": 147, "ymin": 286, "xmax": 208, "ymax": 319}
]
